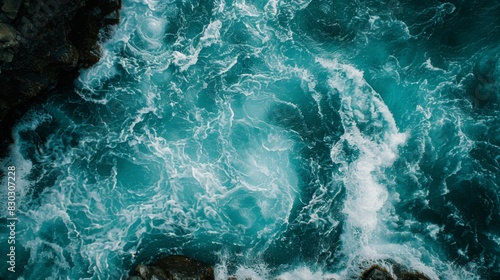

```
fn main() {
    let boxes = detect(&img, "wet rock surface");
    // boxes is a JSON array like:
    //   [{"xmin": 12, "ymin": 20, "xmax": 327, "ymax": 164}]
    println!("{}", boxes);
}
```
[
  {"xmin": 127, "ymin": 255, "xmax": 433, "ymax": 280},
  {"xmin": 0, "ymin": 0, "xmax": 121, "ymax": 156},
  {"xmin": 128, "ymin": 255, "xmax": 215, "ymax": 280},
  {"xmin": 362, "ymin": 265, "xmax": 394, "ymax": 280},
  {"xmin": 361, "ymin": 264, "xmax": 432, "ymax": 280}
]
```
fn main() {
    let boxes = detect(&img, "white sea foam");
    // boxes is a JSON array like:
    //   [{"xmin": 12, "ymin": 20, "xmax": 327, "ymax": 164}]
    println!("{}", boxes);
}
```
[
  {"xmin": 4, "ymin": 0, "xmax": 497, "ymax": 278},
  {"xmin": 319, "ymin": 58, "xmax": 447, "ymax": 278},
  {"xmin": 140, "ymin": 17, "xmax": 167, "ymax": 40}
]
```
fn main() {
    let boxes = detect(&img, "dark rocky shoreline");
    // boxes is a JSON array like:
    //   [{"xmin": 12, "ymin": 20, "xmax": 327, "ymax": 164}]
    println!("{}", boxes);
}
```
[
  {"xmin": 127, "ymin": 255, "xmax": 431, "ymax": 280},
  {"xmin": 0, "ymin": 0, "xmax": 121, "ymax": 156}
]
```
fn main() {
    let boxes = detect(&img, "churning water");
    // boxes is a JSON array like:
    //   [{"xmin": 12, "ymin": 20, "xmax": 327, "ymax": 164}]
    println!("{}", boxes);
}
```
[{"xmin": 1, "ymin": 0, "xmax": 500, "ymax": 279}]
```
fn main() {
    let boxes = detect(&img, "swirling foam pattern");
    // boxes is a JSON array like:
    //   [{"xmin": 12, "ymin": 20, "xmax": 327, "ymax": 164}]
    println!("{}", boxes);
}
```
[{"xmin": 1, "ymin": 0, "xmax": 500, "ymax": 279}]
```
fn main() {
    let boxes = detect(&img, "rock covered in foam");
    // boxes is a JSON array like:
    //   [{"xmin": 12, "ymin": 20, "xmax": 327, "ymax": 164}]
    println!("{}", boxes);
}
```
[{"xmin": 128, "ymin": 255, "xmax": 215, "ymax": 280}]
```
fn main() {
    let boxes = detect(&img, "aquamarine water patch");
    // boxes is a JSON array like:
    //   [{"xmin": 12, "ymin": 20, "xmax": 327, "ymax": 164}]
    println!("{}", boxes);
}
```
[{"xmin": 1, "ymin": 0, "xmax": 500, "ymax": 279}]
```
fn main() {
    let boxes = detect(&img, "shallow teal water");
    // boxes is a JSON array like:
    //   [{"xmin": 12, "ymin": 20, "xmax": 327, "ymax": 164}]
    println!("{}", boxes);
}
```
[{"xmin": 1, "ymin": 0, "xmax": 500, "ymax": 279}]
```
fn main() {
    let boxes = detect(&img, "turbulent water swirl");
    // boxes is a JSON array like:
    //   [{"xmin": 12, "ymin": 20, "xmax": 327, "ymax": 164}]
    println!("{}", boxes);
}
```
[{"xmin": 1, "ymin": 0, "xmax": 500, "ymax": 279}]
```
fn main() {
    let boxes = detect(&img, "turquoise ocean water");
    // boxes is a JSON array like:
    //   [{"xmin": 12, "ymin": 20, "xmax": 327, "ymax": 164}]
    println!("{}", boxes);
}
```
[{"xmin": 1, "ymin": 0, "xmax": 500, "ymax": 279}]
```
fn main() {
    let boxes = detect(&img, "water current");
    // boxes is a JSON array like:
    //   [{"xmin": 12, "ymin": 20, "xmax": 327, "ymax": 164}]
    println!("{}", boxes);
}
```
[{"xmin": 1, "ymin": 0, "xmax": 500, "ymax": 279}]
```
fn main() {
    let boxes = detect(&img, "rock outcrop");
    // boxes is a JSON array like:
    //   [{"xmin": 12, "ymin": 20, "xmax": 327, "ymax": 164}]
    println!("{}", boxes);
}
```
[
  {"xmin": 0, "ymin": 0, "xmax": 121, "ymax": 155},
  {"xmin": 127, "ymin": 255, "xmax": 433, "ymax": 280},
  {"xmin": 128, "ymin": 255, "xmax": 215, "ymax": 280},
  {"xmin": 362, "ymin": 265, "xmax": 393, "ymax": 280},
  {"xmin": 361, "ymin": 264, "xmax": 431, "ymax": 280}
]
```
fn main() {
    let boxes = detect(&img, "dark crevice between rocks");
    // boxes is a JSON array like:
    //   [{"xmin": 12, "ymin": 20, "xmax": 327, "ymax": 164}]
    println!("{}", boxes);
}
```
[{"xmin": 0, "ymin": 0, "xmax": 122, "ymax": 158}]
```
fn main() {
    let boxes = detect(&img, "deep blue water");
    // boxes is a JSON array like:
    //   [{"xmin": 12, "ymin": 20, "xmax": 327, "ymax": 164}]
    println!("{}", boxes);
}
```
[{"xmin": 1, "ymin": 0, "xmax": 500, "ymax": 279}]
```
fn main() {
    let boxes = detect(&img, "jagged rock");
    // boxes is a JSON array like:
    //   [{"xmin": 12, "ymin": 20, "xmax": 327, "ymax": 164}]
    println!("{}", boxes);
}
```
[
  {"xmin": 0, "ymin": 49, "xmax": 14, "ymax": 62},
  {"xmin": 0, "ymin": 0, "xmax": 122, "ymax": 156},
  {"xmin": 51, "ymin": 44, "xmax": 79, "ymax": 70},
  {"xmin": 136, "ymin": 264, "xmax": 171, "ymax": 280},
  {"xmin": 399, "ymin": 271, "xmax": 431, "ymax": 280},
  {"xmin": 128, "ymin": 255, "xmax": 215, "ymax": 280},
  {"xmin": 362, "ymin": 264, "xmax": 431, "ymax": 280},
  {"xmin": 0, "ymin": 23, "xmax": 15, "ymax": 40},
  {"xmin": 2, "ymin": 0, "xmax": 23, "ymax": 19},
  {"xmin": 0, "ymin": 23, "xmax": 18, "ymax": 52},
  {"xmin": 361, "ymin": 265, "xmax": 394, "ymax": 280}
]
